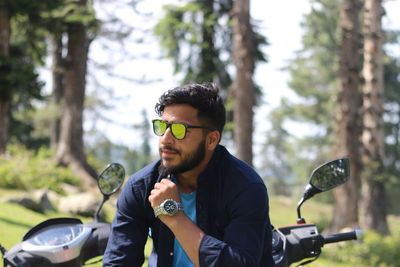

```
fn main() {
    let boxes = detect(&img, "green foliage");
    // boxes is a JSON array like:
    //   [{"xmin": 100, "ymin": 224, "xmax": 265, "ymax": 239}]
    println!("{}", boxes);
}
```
[
  {"xmin": 285, "ymin": 0, "xmax": 339, "ymax": 130},
  {"xmin": 260, "ymin": 0, "xmax": 340, "ymax": 188},
  {"xmin": 383, "ymin": 50, "xmax": 400, "ymax": 175},
  {"xmin": 4, "ymin": 0, "xmax": 64, "ymax": 64},
  {"xmin": 41, "ymin": 0, "xmax": 100, "ymax": 36},
  {"xmin": 85, "ymin": 134, "xmax": 154, "ymax": 177},
  {"xmin": 2, "ymin": 0, "xmax": 100, "ymax": 151},
  {"xmin": 154, "ymin": 0, "xmax": 267, "ymax": 142},
  {"xmin": 1, "ymin": 0, "xmax": 64, "ymax": 150},
  {"xmin": 260, "ymin": 104, "xmax": 294, "ymax": 193},
  {"xmin": 155, "ymin": 2, "xmax": 224, "ymax": 85},
  {"xmin": 0, "ymin": 144, "xmax": 82, "ymax": 193},
  {"xmin": 48, "ymin": 1, "xmax": 95, "ymax": 25},
  {"xmin": 134, "ymin": 109, "xmax": 153, "ymax": 169},
  {"xmin": 0, "ymin": 49, "xmax": 48, "ymax": 149},
  {"xmin": 0, "ymin": 55, "xmax": 43, "ymax": 102},
  {"xmin": 154, "ymin": 0, "xmax": 267, "ymax": 91},
  {"xmin": 2, "ymin": 0, "xmax": 63, "ymax": 18},
  {"xmin": 321, "ymin": 231, "xmax": 400, "ymax": 266},
  {"xmin": 265, "ymin": 0, "xmax": 400, "ymax": 192}
]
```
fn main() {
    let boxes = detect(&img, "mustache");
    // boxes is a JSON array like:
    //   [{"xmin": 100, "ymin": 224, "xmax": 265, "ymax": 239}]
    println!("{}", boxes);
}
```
[{"xmin": 159, "ymin": 145, "xmax": 180, "ymax": 154}]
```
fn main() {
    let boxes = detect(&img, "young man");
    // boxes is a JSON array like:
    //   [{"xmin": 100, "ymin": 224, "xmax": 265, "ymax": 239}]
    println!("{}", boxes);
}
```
[{"xmin": 103, "ymin": 83, "xmax": 274, "ymax": 267}]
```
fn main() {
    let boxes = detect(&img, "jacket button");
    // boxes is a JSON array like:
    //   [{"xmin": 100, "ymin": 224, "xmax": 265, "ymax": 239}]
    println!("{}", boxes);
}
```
[{"xmin": 170, "ymin": 252, "xmax": 174, "ymax": 256}]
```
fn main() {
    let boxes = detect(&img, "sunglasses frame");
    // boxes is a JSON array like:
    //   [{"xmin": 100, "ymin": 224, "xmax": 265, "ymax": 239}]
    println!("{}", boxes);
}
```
[{"xmin": 152, "ymin": 119, "xmax": 213, "ymax": 140}]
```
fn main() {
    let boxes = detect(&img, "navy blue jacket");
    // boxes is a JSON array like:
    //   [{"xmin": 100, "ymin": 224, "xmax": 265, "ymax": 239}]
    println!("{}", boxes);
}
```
[{"xmin": 103, "ymin": 145, "xmax": 274, "ymax": 266}]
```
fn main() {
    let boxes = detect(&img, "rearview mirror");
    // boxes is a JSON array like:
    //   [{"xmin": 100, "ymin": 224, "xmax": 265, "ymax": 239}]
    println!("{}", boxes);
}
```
[
  {"xmin": 98, "ymin": 163, "xmax": 125, "ymax": 196},
  {"xmin": 296, "ymin": 158, "xmax": 349, "ymax": 223},
  {"xmin": 309, "ymin": 158, "xmax": 349, "ymax": 191}
]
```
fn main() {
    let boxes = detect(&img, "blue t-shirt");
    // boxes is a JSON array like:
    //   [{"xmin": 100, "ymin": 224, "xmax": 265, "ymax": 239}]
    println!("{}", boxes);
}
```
[{"xmin": 172, "ymin": 191, "xmax": 197, "ymax": 267}]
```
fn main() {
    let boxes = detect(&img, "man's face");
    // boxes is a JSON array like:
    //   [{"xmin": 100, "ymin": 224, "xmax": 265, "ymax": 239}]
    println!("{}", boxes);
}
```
[{"xmin": 158, "ymin": 104, "xmax": 207, "ymax": 175}]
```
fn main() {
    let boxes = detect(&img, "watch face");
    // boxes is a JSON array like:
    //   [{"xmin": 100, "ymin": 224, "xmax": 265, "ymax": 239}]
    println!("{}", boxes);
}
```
[{"xmin": 163, "ymin": 200, "xmax": 177, "ymax": 215}]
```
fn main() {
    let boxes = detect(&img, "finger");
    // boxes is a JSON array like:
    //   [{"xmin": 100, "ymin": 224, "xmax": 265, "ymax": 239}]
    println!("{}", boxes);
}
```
[
  {"xmin": 160, "ymin": 180, "xmax": 176, "ymax": 191},
  {"xmin": 148, "ymin": 194, "xmax": 153, "ymax": 205},
  {"xmin": 149, "ymin": 189, "xmax": 159, "ymax": 196},
  {"xmin": 160, "ymin": 178, "xmax": 173, "ymax": 185},
  {"xmin": 154, "ymin": 182, "xmax": 163, "ymax": 189},
  {"xmin": 148, "ymin": 192, "xmax": 158, "ymax": 207}
]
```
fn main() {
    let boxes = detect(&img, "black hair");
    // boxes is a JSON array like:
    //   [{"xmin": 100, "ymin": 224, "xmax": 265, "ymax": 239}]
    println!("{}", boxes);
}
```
[{"xmin": 155, "ymin": 82, "xmax": 226, "ymax": 135}]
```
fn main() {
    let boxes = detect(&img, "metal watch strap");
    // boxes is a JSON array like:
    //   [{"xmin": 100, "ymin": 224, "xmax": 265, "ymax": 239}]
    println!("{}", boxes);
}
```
[
  {"xmin": 154, "ymin": 199, "xmax": 183, "ymax": 217},
  {"xmin": 153, "ymin": 205, "xmax": 164, "ymax": 217}
]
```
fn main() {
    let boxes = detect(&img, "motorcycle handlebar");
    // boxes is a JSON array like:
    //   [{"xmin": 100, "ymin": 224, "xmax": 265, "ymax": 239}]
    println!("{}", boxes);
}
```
[{"xmin": 322, "ymin": 229, "xmax": 363, "ymax": 244}]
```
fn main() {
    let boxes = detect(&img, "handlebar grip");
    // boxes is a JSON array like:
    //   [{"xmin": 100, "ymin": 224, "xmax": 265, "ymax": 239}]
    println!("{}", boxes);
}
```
[{"xmin": 323, "ymin": 229, "xmax": 363, "ymax": 244}]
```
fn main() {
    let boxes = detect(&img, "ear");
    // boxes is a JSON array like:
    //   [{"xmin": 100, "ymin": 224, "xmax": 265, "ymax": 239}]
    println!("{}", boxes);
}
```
[{"xmin": 206, "ymin": 130, "xmax": 220, "ymax": 151}]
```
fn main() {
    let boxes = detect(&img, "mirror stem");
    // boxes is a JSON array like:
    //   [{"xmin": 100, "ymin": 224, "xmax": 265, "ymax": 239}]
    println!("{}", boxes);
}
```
[
  {"xmin": 95, "ymin": 195, "xmax": 110, "ymax": 222},
  {"xmin": 296, "ymin": 184, "xmax": 317, "ymax": 224},
  {"xmin": 296, "ymin": 197, "xmax": 306, "ymax": 224}
]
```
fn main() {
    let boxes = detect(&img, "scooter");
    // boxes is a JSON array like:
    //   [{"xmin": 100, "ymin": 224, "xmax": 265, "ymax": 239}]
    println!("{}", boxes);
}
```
[
  {"xmin": 271, "ymin": 157, "xmax": 363, "ymax": 266},
  {"xmin": 0, "ymin": 162, "xmax": 125, "ymax": 267},
  {"xmin": 1, "ymin": 159, "xmax": 361, "ymax": 267}
]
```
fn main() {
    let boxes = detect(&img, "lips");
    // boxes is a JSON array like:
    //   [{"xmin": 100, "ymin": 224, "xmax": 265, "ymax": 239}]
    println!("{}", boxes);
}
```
[{"xmin": 160, "ymin": 146, "xmax": 179, "ymax": 157}]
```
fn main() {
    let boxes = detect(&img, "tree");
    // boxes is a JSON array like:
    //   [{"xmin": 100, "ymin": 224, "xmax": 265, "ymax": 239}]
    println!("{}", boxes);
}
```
[
  {"xmin": 383, "ymin": 51, "xmax": 400, "ymax": 215},
  {"xmin": 260, "ymin": 102, "xmax": 294, "ymax": 195},
  {"xmin": 54, "ymin": 0, "xmax": 99, "ymax": 187},
  {"xmin": 261, "ymin": 0, "xmax": 399, "ymax": 233},
  {"xmin": 155, "ymin": 1, "xmax": 234, "ymax": 89},
  {"xmin": 155, "ymin": 0, "xmax": 266, "ymax": 163},
  {"xmin": 329, "ymin": 0, "xmax": 363, "ymax": 233},
  {"xmin": 231, "ymin": 0, "xmax": 256, "ymax": 165},
  {"xmin": 383, "ymin": 48, "xmax": 400, "ymax": 186},
  {"xmin": 49, "ymin": 33, "xmax": 64, "ymax": 149},
  {"xmin": 0, "ymin": 3, "xmax": 10, "ymax": 153},
  {"xmin": 269, "ymin": 0, "xmax": 341, "ymax": 184},
  {"xmin": 134, "ymin": 109, "xmax": 153, "ymax": 169},
  {"xmin": 0, "ymin": 1, "xmax": 59, "ymax": 152},
  {"xmin": 359, "ymin": 0, "xmax": 389, "ymax": 235}
]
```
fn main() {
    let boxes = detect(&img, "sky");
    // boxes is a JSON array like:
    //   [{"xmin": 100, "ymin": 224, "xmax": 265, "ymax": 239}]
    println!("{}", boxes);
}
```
[{"xmin": 41, "ymin": 0, "xmax": 400, "ymax": 169}]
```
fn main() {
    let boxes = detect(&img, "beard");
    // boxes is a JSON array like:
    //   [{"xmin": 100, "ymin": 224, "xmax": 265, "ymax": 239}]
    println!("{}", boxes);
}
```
[{"xmin": 159, "ymin": 138, "xmax": 206, "ymax": 177}]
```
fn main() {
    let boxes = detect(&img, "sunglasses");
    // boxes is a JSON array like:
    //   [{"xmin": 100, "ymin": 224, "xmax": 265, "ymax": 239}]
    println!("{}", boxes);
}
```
[{"xmin": 152, "ymin": 119, "xmax": 213, "ymax": 140}]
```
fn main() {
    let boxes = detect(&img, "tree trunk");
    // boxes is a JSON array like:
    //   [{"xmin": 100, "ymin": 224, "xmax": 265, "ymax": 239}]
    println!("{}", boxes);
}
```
[
  {"xmin": 329, "ymin": 0, "xmax": 362, "ymax": 233},
  {"xmin": 199, "ymin": 0, "xmax": 217, "ymax": 83},
  {"xmin": 56, "ymin": 1, "xmax": 97, "ymax": 188},
  {"xmin": 360, "ymin": 0, "xmax": 389, "ymax": 235},
  {"xmin": 232, "ymin": 0, "xmax": 255, "ymax": 166},
  {"xmin": 50, "ymin": 33, "xmax": 64, "ymax": 150},
  {"xmin": 0, "ymin": 5, "xmax": 10, "ymax": 154}
]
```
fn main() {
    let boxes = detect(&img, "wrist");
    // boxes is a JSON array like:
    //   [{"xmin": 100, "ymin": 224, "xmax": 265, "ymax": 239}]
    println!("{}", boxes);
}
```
[{"xmin": 159, "ymin": 210, "xmax": 186, "ymax": 228}]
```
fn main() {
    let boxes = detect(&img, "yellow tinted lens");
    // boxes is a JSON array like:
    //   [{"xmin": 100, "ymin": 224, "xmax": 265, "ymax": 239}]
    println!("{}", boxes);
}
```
[
  {"xmin": 171, "ymin": 123, "xmax": 186, "ymax": 139},
  {"xmin": 153, "ymin": 120, "xmax": 166, "ymax": 136}
]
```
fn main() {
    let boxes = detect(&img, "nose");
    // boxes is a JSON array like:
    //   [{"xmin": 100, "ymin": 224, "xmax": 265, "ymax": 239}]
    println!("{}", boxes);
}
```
[{"xmin": 160, "ymin": 127, "xmax": 174, "ymax": 145}]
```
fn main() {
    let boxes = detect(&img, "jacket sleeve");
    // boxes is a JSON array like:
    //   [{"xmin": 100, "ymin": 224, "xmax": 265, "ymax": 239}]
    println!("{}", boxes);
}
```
[
  {"xmin": 198, "ymin": 183, "xmax": 272, "ymax": 267},
  {"xmin": 103, "ymin": 179, "xmax": 149, "ymax": 267}
]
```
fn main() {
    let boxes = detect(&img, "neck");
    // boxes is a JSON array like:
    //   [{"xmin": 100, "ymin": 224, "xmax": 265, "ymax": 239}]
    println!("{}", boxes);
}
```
[{"xmin": 176, "ymin": 150, "xmax": 214, "ymax": 194}]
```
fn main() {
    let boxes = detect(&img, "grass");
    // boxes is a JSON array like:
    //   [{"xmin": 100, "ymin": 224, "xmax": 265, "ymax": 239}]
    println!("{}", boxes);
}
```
[
  {"xmin": 1, "ymin": 192, "xmax": 400, "ymax": 267},
  {"xmin": 270, "ymin": 195, "xmax": 333, "ymax": 227}
]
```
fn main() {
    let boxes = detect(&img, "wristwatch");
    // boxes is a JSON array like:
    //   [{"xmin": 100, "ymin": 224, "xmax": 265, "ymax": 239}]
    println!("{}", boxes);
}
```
[{"xmin": 154, "ymin": 199, "xmax": 183, "ymax": 217}]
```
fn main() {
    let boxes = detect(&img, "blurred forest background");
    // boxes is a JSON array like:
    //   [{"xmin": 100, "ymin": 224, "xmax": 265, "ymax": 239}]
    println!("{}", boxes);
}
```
[{"xmin": 1, "ymin": 0, "xmax": 400, "ymax": 265}]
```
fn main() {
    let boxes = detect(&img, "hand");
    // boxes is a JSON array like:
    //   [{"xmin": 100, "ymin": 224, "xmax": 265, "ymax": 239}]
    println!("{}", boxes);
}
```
[{"xmin": 148, "ymin": 178, "xmax": 180, "ymax": 210}]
